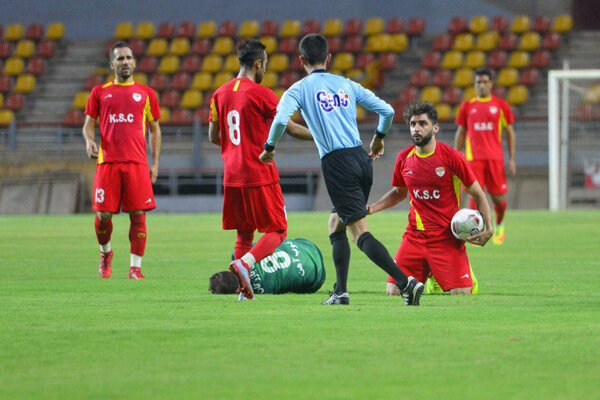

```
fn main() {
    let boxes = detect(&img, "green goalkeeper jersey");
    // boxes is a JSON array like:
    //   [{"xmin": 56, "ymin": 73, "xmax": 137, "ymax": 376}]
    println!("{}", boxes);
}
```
[{"xmin": 249, "ymin": 238, "xmax": 326, "ymax": 294}]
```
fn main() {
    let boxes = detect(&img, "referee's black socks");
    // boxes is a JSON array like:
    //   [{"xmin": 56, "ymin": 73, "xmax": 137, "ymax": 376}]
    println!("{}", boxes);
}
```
[
  {"xmin": 330, "ymin": 231, "xmax": 351, "ymax": 295},
  {"xmin": 357, "ymin": 232, "xmax": 409, "ymax": 289}
]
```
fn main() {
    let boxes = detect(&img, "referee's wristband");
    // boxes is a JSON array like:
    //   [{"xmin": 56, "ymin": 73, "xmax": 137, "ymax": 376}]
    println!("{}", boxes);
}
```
[
  {"xmin": 375, "ymin": 130, "xmax": 386, "ymax": 139},
  {"xmin": 263, "ymin": 142, "xmax": 275, "ymax": 152}
]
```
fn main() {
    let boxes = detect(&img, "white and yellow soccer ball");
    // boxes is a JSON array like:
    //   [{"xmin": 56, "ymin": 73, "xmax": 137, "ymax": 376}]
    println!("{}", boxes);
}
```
[{"xmin": 451, "ymin": 208, "xmax": 484, "ymax": 241}]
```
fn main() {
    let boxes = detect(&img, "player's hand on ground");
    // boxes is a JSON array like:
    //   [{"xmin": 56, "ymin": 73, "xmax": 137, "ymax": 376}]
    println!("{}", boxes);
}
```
[
  {"xmin": 86, "ymin": 140, "xmax": 99, "ymax": 159},
  {"xmin": 259, "ymin": 150, "xmax": 275, "ymax": 164},
  {"xmin": 369, "ymin": 136, "xmax": 384, "ymax": 159},
  {"xmin": 467, "ymin": 228, "xmax": 493, "ymax": 247},
  {"xmin": 508, "ymin": 159, "xmax": 516, "ymax": 177},
  {"xmin": 150, "ymin": 163, "xmax": 159, "ymax": 183}
]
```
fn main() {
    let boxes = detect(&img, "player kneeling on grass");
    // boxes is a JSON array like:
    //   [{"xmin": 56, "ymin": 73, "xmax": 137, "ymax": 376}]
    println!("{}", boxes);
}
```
[
  {"xmin": 368, "ymin": 101, "xmax": 493, "ymax": 295},
  {"xmin": 209, "ymin": 239, "xmax": 326, "ymax": 297}
]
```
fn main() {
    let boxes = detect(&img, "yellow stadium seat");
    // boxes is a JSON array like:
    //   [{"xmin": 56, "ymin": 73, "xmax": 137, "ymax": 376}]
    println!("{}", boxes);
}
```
[
  {"xmin": 552, "ymin": 14, "xmax": 573, "ymax": 33},
  {"xmin": 322, "ymin": 19, "xmax": 343, "ymax": 37},
  {"xmin": 158, "ymin": 56, "xmax": 180, "ymax": 74},
  {"xmin": 583, "ymin": 85, "xmax": 600, "ymax": 103},
  {"xmin": 179, "ymin": 89, "xmax": 202, "ymax": 108},
  {"xmin": 223, "ymin": 54, "xmax": 240, "ymax": 73},
  {"xmin": 260, "ymin": 36, "xmax": 278, "ymax": 54},
  {"xmin": 390, "ymin": 34, "xmax": 409, "ymax": 52},
  {"xmin": 135, "ymin": 22, "xmax": 156, "ymax": 39},
  {"xmin": 273, "ymin": 88, "xmax": 286, "ymax": 99},
  {"xmin": 262, "ymin": 72, "xmax": 278, "ymax": 88},
  {"xmin": 212, "ymin": 72, "xmax": 234, "ymax": 89},
  {"xmin": 73, "ymin": 91, "xmax": 90, "ymax": 109},
  {"xmin": 497, "ymin": 68, "xmax": 519, "ymax": 87},
  {"xmin": 345, "ymin": 68, "xmax": 365, "ymax": 82},
  {"xmin": 469, "ymin": 16, "xmax": 489, "ymax": 34},
  {"xmin": 364, "ymin": 18, "xmax": 384, "ymax": 35},
  {"xmin": 45, "ymin": 22, "xmax": 65, "ymax": 40},
  {"xmin": 197, "ymin": 21, "xmax": 217, "ymax": 38},
  {"xmin": 160, "ymin": 107, "xmax": 171, "ymax": 124},
  {"xmin": 463, "ymin": 86, "xmax": 476, "ymax": 101},
  {"xmin": 268, "ymin": 54, "xmax": 289, "ymax": 72},
  {"xmin": 191, "ymin": 72, "xmax": 213, "ymax": 91},
  {"xmin": 437, "ymin": 103, "xmax": 453, "ymax": 121},
  {"xmin": 453, "ymin": 33, "xmax": 474, "ymax": 51},
  {"xmin": 14, "ymin": 40, "xmax": 35, "ymax": 58},
  {"xmin": 331, "ymin": 53, "xmax": 355, "ymax": 71},
  {"xmin": 0, "ymin": 93, "xmax": 3, "ymax": 108},
  {"xmin": 133, "ymin": 72, "xmax": 148, "ymax": 86},
  {"xmin": 519, "ymin": 32, "xmax": 541, "ymax": 51},
  {"xmin": 14, "ymin": 74, "xmax": 35, "ymax": 93},
  {"xmin": 201, "ymin": 55, "xmax": 223, "ymax": 73},
  {"xmin": 0, "ymin": 109, "xmax": 15, "ymax": 126},
  {"xmin": 507, "ymin": 51, "xmax": 530, "ymax": 68},
  {"xmin": 329, "ymin": 69, "xmax": 343, "ymax": 77},
  {"xmin": 169, "ymin": 38, "xmax": 190, "ymax": 56},
  {"xmin": 212, "ymin": 37, "xmax": 234, "ymax": 55},
  {"xmin": 114, "ymin": 22, "xmax": 134, "ymax": 40},
  {"xmin": 507, "ymin": 84, "xmax": 528, "ymax": 105},
  {"xmin": 280, "ymin": 20, "xmax": 301, "ymax": 37},
  {"xmin": 3, "ymin": 58, "xmax": 24, "ymax": 76},
  {"xmin": 238, "ymin": 20, "xmax": 260, "ymax": 38},
  {"xmin": 4, "ymin": 24, "xmax": 24, "ymax": 41},
  {"xmin": 464, "ymin": 50, "xmax": 485, "ymax": 69},
  {"xmin": 146, "ymin": 38, "xmax": 168, "ymax": 57},
  {"xmin": 453, "ymin": 104, "xmax": 462, "ymax": 118},
  {"xmin": 420, "ymin": 86, "xmax": 442, "ymax": 104},
  {"xmin": 356, "ymin": 105, "xmax": 366, "ymax": 122},
  {"xmin": 511, "ymin": 15, "xmax": 531, "ymax": 34},
  {"xmin": 475, "ymin": 31, "xmax": 499, "ymax": 51},
  {"xmin": 365, "ymin": 34, "xmax": 392, "ymax": 52},
  {"xmin": 105, "ymin": 75, "xmax": 114, "ymax": 83},
  {"xmin": 441, "ymin": 51, "xmax": 464, "ymax": 69},
  {"xmin": 452, "ymin": 68, "xmax": 474, "ymax": 88}
]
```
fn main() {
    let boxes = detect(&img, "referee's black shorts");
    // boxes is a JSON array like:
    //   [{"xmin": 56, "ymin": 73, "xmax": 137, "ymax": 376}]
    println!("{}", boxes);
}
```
[{"xmin": 321, "ymin": 146, "xmax": 373, "ymax": 225}]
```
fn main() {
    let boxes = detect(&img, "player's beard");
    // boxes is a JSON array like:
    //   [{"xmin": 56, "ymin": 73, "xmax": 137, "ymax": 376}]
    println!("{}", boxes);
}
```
[
  {"xmin": 118, "ymin": 65, "xmax": 133, "ymax": 80},
  {"xmin": 411, "ymin": 128, "xmax": 433, "ymax": 147}
]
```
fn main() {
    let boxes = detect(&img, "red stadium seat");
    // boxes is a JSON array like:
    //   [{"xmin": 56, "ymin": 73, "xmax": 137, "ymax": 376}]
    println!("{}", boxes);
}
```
[
  {"xmin": 343, "ymin": 35, "xmax": 364, "ymax": 53},
  {"xmin": 26, "ymin": 58, "xmax": 46, "ymax": 76},
  {"xmin": 84, "ymin": 74, "xmax": 104, "ymax": 90},
  {"xmin": 177, "ymin": 21, "xmax": 196, "ymax": 38},
  {"xmin": 202, "ymin": 90, "xmax": 213, "ymax": 106},
  {"xmin": 520, "ymin": 68, "xmax": 539, "ymax": 86},
  {"xmin": 432, "ymin": 34, "xmax": 453, "ymax": 52},
  {"xmin": 386, "ymin": 18, "xmax": 404, "ymax": 34},
  {"xmin": 344, "ymin": 19, "xmax": 363, "ymax": 36},
  {"xmin": 421, "ymin": 51, "xmax": 442, "ymax": 69},
  {"xmin": 129, "ymin": 39, "xmax": 146, "ymax": 57},
  {"xmin": 26, "ymin": 24, "xmax": 44, "ymax": 41},
  {"xmin": 327, "ymin": 37, "xmax": 342, "ymax": 53},
  {"xmin": 290, "ymin": 55, "xmax": 304, "ymax": 71},
  {"xmin": 302, "ymin": 20, "xmax": 321, "ymax": 35},
  {"xmin": 379, "ymin": 53, "xmax": 396, "ymax": 70},
  {"xmin": 356, "ymin": 53, "xmax": 376, "ymax": 69},
  {"xmin": 0, "ymin": 26, "xmax": 3, "ymax": 40},
  {"xmin": 487, "ymin": 51, "xmax": 507, "ymax": 68},
  {"xmin": 491, "ymin": 86, "xmax": 507, "ymax": 99},
  {"xmin": 193, "ymin": 107, "xmax": 210, "ymax": 124},
  {"xmin": 491, "ymin": 16, "xmax": 509, "ymax": 33},
  {"xmin": 407, "ymin": 18, "xmax": 425, "ymax": 36},
  {"xmin": 280, "ymin": 71, "xmax": 299, "ymax": 88},
  {"xmin": 0, "ymin": 75, "xmax": 12, "ymax": 92},
  {"xmin": 160, "ymin": 89, "xmax": 181, "ymax": 108},
  {"xmin": 181, "ymin": 55, "xmax": 201, "ymax": 73},
  {"xmin": 442, "ymin": 87, "xmax": 463, "ymax": 105},
  {"xmin": 533, "ymin": 16, "xmax": 551, "ymax": 33},
  {"xmin": 261, "ymin": 20, "xmax": 279, "ymax": 36},
  {"xmin": 433, "ymin": 69, "xmax": 453, "ymax": 87},
  {"xmin": 392, "ymin": 100, "xmax": 406, "ymax": 122},
  {"xmin": 157, "ymin": 22, "xmax": 176, "ymax": 38},
  {"xmin": 448, "ymin": 17, "xmax": 468, "ymax": 35},
  {"xmin": 499, "ymin": 34, "xmax": 519, "ymax": 51},
  {"xmin": 170, "ymin": 108, "xmax": 192, "ymax": 125},
  {"xmin": 542, "ymin": 32, "xmax": 561, "ymax": 50},
  {"xmin": 149, "ymin": 73, "xmax": 169, "ymax": 91},
  {"xmin": 36, "ymin": 40, "xmax": 56, "ymax": 58},
  {"xmin": 6, "ymin": 93, "xmax": 24, "ymax": 110},
  {"xmin": 279, "ymin": 37, "xmax": 298, "ymax": 54},
  {"xmin": 410, "ymin": 69, "xmax": 431, "ymax": 87},
  {"xmin": 0, "ymin": 41, "xmax": 13, "ymax": 58},
  {"xmin": 138, "ymin": 57, "xmax": 158, "ymax": 74},
  {"xmin": 219, "ymin": 21, "xmax": 237, "ymax": 37},
  {"xmin": 531, "ymin": 50, "xmax": 551, "ymax": 68},
  {"xmin": 172, "ymin": 72, "xmax": 191, "ymax": 90},
  {"xmin": 63, "ymin": 109, "xmax": 84, "ymax": 127},
  {"xmin": 191, "ymin": 39, "xmax": 211, "ymax": 56},
  {"xmin": 399, "ymin": 86, "xmax": 418, "ymax": 103}
]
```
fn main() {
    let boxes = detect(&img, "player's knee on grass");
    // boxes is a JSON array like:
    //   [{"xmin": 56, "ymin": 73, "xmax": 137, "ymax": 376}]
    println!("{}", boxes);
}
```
[
  {"xmin": 328, "ymin": 213, "xmax": 345, "ymax": 235},
  {"xmin": 386, "ymin": 282, "xmax": 401, "ymax": 296},
  {"xmin": 209, "ymin": 271, "xmax": 239, "ymax": 294},
  {"xmin": 449, "ymin": 287, "xmax": 472, "ymax": 295}
]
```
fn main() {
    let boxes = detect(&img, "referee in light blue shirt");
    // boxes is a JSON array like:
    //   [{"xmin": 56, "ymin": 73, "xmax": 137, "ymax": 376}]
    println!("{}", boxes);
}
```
[{"xmin": 259, "ymin": 34, "xmax": 423, "ymax": 306}]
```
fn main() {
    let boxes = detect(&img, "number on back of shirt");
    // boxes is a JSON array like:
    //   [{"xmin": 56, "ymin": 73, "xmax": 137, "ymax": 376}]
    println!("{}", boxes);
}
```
[{"xmin": 227, "ymin": 110, "xmax": 241, "ymax": 145}]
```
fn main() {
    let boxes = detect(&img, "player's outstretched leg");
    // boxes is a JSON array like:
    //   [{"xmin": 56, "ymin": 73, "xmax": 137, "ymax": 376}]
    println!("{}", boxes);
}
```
[
  {"xmin": 322, "ymin": 213, "xmax": 350, "ymax": 305},
  {"xmin": 95, "ymin": 212, "xmax": 113, "ymax": 278},
  {"xmin": 491, "ymin": 195, "xmax": 507, "ymax": 245},
  {"xmin": 127, "ymin": 211, "xmax": 146, "ymax": 280}
]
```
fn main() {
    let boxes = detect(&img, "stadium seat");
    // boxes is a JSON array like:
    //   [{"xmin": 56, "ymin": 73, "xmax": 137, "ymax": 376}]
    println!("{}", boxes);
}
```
[
  {"xmin": 452, "ymin": 68, "xmax": 474, "ymax": 88},
  {"xmin": 519, "ymin": 32, "xmax": 541, "ymax": 51},
  {"xmin": 223, "ymin": 54, "xmax": 240, "ymax": 73},
  {"xmin": 475, "ymin": 31, "xmax": 499, "ymax": 51},
  {"xmin": 280, "ymin": 20, "xmax": 301, "ymax": 37},
  {"xmin": 442, "ymin": 87, "xmax": 463, "ymax": 105},
  {"xmin": 178, "ymin": 21, "xmax": 197, "ymax": 38},
  {"xmin": 193, "ymin": 107, "xmax": 210, "ymax": 124},
  {"xmin": 322, "ymin": 19, "xmax": 343, "ymax": 37},
  {"xmin": 437, "ymin": 103, "xmax": 453, "ymax": 121},
  {"xmin": 279, "ymin": 37, "xmax": 298, "ymax": 54},
  {"xmin": 327, "ymin": 37, "xmax": 342, "ymax": 53},
  {"xmin": 212, "ymin": 72, "xmax": 234, "ymax": 89},
  {"xmin": 129, "ymin": 39, "xmax": 146, "ymax": 57},
  {"xmin": 238, "ymin": 20, "xmax": 259, "ymax": 38},
  {"xmin": 262, "ymin": 72, "xmax": 278, "ymax": 88},
  {"xmin": 511, "ymin": 15, "xmax": 531, "ymax": 34},
  {"xmin": 491, "ymin": 86, "xmax": 507, "ymax": 99},
  {"xmin": 507, "ymin": 84, "xmax": 528, "ymax": 105},
  {"xmin": 181, "ymin": 55, "xmax": 201, "ymax": 73},
  {"xmin": 386, "ymin": 18, "xmax": 404, "ymax": 34},
  {"xmin": 410, "ymin": 69, "xmax": 431, "ymax": 87},
  {"xmin": 532, "ymin": 16, "xmax": 551, "ymax": 33},
  {"xmin": 36, "ymin": 40, "xmax": 55, "ymax": 58},
  {"xmin": 390, "ymin": 34, "xmax": 409, "ymax": 52},
  {"xmin": 356, "ymin": 53, "xmax": 376, "ymax": 69},
  {"xmin": 499, "ymin": 34, "xmax": 519, "ymax": 51},
  {"xmin": 212, "ymin": 37, "xmax": 234, "ymax": 56},
  {"xmin": 441, "ymin": 51, "xmax": 464, "ymax": 69},
  {"xmin": 191, "ymin": 72, "xmax": 212, "ymax": 91},
  {"xmin": 399, "ymin": 86, "xmax": 418, "ymax": 103},
  {"xmin": 487, "ymin": 50, "xmax": 507, "ymax": 68},
  {"xmin": 202, "ymin": 90, "xmax": 213, "ymax": 106},
  {"xmin": 157, "ymin": 56, "xmax": 180, "ymax": 74},
  {"xmin": 432, "ymin": 34, "xmax": 453, "ymax": 52},
  {"xmin": 160, "ymin": 89, "xmax": 180, "ymax": 108},
  {"xmin": 260, "ymin": 36, "xmax": 278, "ymax": 54},
  {"xmin": 272, "ymin": 88, "xmax": 286, "ymax": 99},
  {"xmin": 3, "ymin": 57, "xmax": 24, "ymax": 76},
  {"xmin": 520, "ymin": 68, "xmax": 539, "ymax": 86},
  {"xmin": 197, "ymin": 21, "xmax": 217, "ymax": 38},
  {"xmin": 469, "ymin": 16, "xmax": 489, "ymax": 34},
  {"xmin": 26, "ymin": 24, "xmax": 44, "ymax": 41},
  {"xmin": 407, "ymin": 18, "xmax": 425, "ymax": 36},
  {"xmin": 138, "ymin": 57, "xmax": 158, "ymax": 74},
  {"xmin": 135, "ymin": 22, "xmax": 155, "ymax": 39},
  {"xmin": 14, "ymin": 40, "xmax": 35, "ymax": 58},
  {"xmin": 114, "ymin": 22, "xmax": 134, "ymax": 40},
  {"xmin": 4, "ymin": 24, "xmax": 24, "ymax": 41},
  {"xmin": 290, "ymin": 55, "xmax": 304, "ymax": 71},
  {"xmin": 507, "ymin": 51, "xmax": 530, "ymax": 68},
  {"xmin": 453, "ymin": 33, "xmax": 475, "ymax": 52},
  {"xmin": 170, "ymin": 38, "xmax": 190, "ymax": 56},
  {"xmin": 344, "ymin": 35, "xmax": 364, "ymax": 53},
  {"xmin": 420, "ymin": 86, "xmax": 442, "ymax": 104},
  {"xmin": 149, "ymin": 73, "xmax": 169, "ymax": 91},
  {"xmin": 448, "ymin": 17, "xmax": 468, "ymax": 35},
  {"xmin": 356, "ymin": 105, "xmax": 366, "ymax": 122},
  {"xmin": 84, "ymin": 74, "xmax": 104, "ymax": 90},
  {"xmin": 463, "ymin": 86, "xmax": 476, "ymax": 101},
  {"xmin": 157, "ymin": 22, "xmax": 176, "ymax": 38},
  {"xmin": 146, "ymin": 38, "xmax": 168, "ymax": 57},
  {"xmin": 583, "ymin": 85, "xmax": 600, "ymax": 103},
  {"xmin": 159, "ymin": 107, "xmax": 171, "ymax": 124},
  {"xmin": 132, "ymin": 72, "xmax": 147, "ymax": 85},
  {"xmin": 552, "ymin": 15, "xmax": 573, "ymax": 33},
  {"xmin": 344, "ymin": 19, "xmax": 363, "ymax": 36},
  {"xmin": 421, "ymin": 52, "xmax": 442, "ymax": 69},
  {"xmin": 365, "ymin": 34, "xmax": 391, "ymax": 52},
  {"xmin": 179, "ymin": 89, "xmax": 202, "ymax": 108},
  {"xmin": 170, "ymin": 108, "xmax": 192, "ymax": 125},
  {"xmin": 464, "ymin": 50, "xmax": 485, "ymax": 69},
  {"xmin": 191, "ymin": 39, "xmax": 211, "ymax": 56},
  {"xmin": 491, "ymin": 16, "xmax": 509, "ymax": 33},
  {"xmin": 432, "ymin": 69, "xmax": 452, "ymax": 87},
  {"xmin": 0, "ymin": 41, "xmax": 13, "ymax": 58},
  {"xmin": 542, "ymin": 32, "xmax": 561, "ymax": 50},
  {"xmin": 531, "ymin": 50, "xmax": 551, "ymax": 68},
  {"xmin": 345, "ymin": 68, "xmax": 365, "ymax": 83},
  {"xmin": 63, "ymin": 109, "xmax": 83, "ymax": 127},
  {"xmin": 364, "ymin": 18, "xmax": 384, "ymax": 36},
  {"xmin": 73, "ymin": 91, "xmax": 90, "ymax": 109},
  {"xmin": 269, "ymin": 54, "xmax": 289, "ymax": 72},
  {"xmin": 0, "ymin": 109, "xmax": 15, "ymax": 125},
  {"xmin": 13, "ymin": 73, "xmax": 34, "ymax": 93},
  {"xmin": 392, "ymin": 100, "xmax": 406, "ymax": 122},
  {"xmin": 6, "ymin": 93, "xmax": 24, "ymax": 110},
  {"xmin": 261, "ymin": 20, "xmax": 279, "ymax": 36},
  {"xmin": 172, "ymin": 72, "xmax": 191, "ymax": 90},
  {"xmin": 497, "ymin": 68, "xmax": 519, "ymax": 87},
  {"xmin": 0, "ymin": 75, "xmax": 12, "ymax": 93},
  {"xmin": 302, "ymin": 20, "xmax": 321, "ymax": 35},
  {"xmin": 331, "ymin": 53, "xmax": 354, "ymax": 71},
  {"xmin": 45, "ymin": 22, "xmax": 65, "ymax": 40},
  {"xmin": 379, "ymin": 53, "xmax": 397, "ymax": 70},
  {"xmin": 280, "ymin": 71, "xmax": 299, "ymax": 88}
]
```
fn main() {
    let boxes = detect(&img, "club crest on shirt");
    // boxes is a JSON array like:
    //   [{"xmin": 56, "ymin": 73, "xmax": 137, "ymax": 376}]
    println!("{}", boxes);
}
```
[
  {"xmin": 435, "ymin": 167, "xmax": 446, "ymax": 177},
  {"xmin": 132, "ymin": 93, "xmax": 142, "ymax": 102},
  {"xmin": 316, "ymin": 89, "xmax": 349, "ymax": 112},
  {"xmin": 489, "ymin": 106, "xmax": 498, "ymax": 114}
]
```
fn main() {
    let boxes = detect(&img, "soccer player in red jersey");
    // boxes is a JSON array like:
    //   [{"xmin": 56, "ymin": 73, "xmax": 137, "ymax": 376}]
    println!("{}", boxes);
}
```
[
  {"xmin": 369, "ymin": 102, "xmax": 493, "ymax": 295},
  {"xmin": 208, "ymin": 39, "xmax": 311, "ymax": 299},
  {"xmin": 82, "ymin": 42, "xmax": 161, "ymax": 280},
  {"xmin": 455, "ymin": 68, "xmax": 516, "ymax": 244}
]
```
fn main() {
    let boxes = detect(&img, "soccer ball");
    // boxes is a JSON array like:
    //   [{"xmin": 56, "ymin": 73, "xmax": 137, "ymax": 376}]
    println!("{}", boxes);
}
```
[{"xmin": 451, "ymin": 208, "xmax": 484, "ymax": 241}]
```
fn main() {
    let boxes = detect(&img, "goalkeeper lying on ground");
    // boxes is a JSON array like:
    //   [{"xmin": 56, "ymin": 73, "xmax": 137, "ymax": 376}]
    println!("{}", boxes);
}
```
[{"xmin": 209, "ymin": 238, "xmax": 326, "ymax": 297}]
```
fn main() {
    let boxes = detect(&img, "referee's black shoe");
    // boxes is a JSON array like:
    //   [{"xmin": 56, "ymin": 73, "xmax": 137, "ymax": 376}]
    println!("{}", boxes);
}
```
[
  {"xmin": 400, "ymin": 277, "xmax": 424, "ymax": 306},
  {"xmin": 322, "ymin": 288, "xmax": 350, "ymax": 305}
]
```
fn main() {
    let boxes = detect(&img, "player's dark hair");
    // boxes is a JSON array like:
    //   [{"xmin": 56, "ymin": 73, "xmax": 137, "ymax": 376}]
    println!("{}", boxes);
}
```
[
  {"xmin": 109, "ymin": 41, "xmax": 132, "ymax": 61},
  {"xmin": 238, "ymin": 39, "xmax": 266, "ymax": 68},
  {"xmin": 299, "ymin": 33, "xmax": 329, "ymax": 65},
  {"xmin": 403, "ymin": 101, "xmax": 439, "ymax": 125},
  {"xmin": 474, "ymin": 67, "xmax": 493, "ymax": 80},
  {"xmin": 209, "ymin": 271, "xmax": 239, "ymax": 294}
]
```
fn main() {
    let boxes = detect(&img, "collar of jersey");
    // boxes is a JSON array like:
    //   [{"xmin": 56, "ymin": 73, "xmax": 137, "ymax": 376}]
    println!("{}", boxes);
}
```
[
  {"xmin": 472, "ymin": 96, "xmax": 492, "ymax": 102},
  {"xmin": 409, "ymin": 143, "xmax": 436, "ymax": 158},
  {"xmin": 310, "ymin": 68, "xmax": 328, "ymax": 74},
  {"xmin": 112, "ymin": 80, "xmax": 135, "ymax": 86}
]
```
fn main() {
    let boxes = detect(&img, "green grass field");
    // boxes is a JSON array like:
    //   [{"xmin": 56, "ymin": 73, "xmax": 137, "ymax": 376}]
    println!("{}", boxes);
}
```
[{"xmin": 1, "ymin": 211, "xmax": 599, "ymax": 399}]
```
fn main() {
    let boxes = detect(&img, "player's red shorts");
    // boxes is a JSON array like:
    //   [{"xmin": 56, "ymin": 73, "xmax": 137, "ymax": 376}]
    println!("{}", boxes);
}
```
[
  {"xmin": 222, "ymin": 182, "xmax": 287, "ymax": 233},
  {"xmin": 467, "ymin": 160, "xmax": 507, "ymax": 194},
  {"xmin": 387, "ymin": 229, "xmax": 473, "ymax": 292},
  {"xmin": 93, "ymin": 162, "xmax": 156, "ymax": 213}
]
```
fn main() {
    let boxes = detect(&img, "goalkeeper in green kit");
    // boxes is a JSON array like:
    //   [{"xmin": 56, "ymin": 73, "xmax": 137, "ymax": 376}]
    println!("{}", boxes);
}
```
[{"xmin": 209, "ymin": 238, "xmax": 326, "ymax": 298}]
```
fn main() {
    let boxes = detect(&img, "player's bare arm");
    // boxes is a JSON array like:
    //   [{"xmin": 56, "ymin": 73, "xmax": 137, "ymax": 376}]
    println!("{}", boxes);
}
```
[
  {"xmin": 285, "ymin": 120, "xmax": 313, "ymax": 141},
  {"xmin": 505, "ymin": 124, "xmax": 517, "ymax": 177},
  {"xmin": 454, "ymin": 125, "xmax": 466, "ymax": 151},
  {"xmin": 82, "ymin": 115, "xmax": 99, "ymax": 159},
  {"xmin": 465, "ymin": 181, "xmax": 494, "ymax": 246},
  {"xmin": 368, "ymin": 186, "xmax": 407, "ymax": 214},
  {"xmin": 259, "ymin": 148, "xmax": 275, "ymax": 164},
  {"xmin": 148, "ymin": 120, "xmax": 161, "ymax": 184},
  {"xmin": 208, "ymin": 122, "xmax": 221, "ymax": 146},
  {"xmin": 369, "ymin": 135, "xmax": 384, "ymax": 159}
]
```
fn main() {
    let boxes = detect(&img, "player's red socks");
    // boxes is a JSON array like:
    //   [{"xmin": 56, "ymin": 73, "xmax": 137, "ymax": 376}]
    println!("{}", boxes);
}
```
[
  {"xmin": 494, "ymin": 199, "xmax": 507, "ymax": 225},
  {"xmin": 129, "ymin": 213, "xmax": 147, "ymax": 257},
  {"xmin": 95, "ymin": 215, "xmax": 113, "ymax": 245},
  {"xmin": 468, "ymin": 197, "xmax": 478, "ymax": 210},
  {"xmin": 249, "ymin": 230, "xmax": 287, "ymax": 264},
  {"xmin": 235, "ymin": 230, "xmax": 254, "ymax": 260}
]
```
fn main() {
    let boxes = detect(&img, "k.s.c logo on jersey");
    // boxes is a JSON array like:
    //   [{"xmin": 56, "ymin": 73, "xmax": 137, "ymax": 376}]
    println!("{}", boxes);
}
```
[{"xmin": 316, "ymin": 89, "xmax": 349, "ymax": 112}]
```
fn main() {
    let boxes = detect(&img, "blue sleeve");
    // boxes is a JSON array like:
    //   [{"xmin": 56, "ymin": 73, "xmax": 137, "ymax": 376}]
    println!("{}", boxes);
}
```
[
  {"xmin": 267, "ymin": 83, "xmax": 302, "ymax": 147},
  {"xmin": 350, "ymin": 80, "xmax": 394, "ymax": 134}
]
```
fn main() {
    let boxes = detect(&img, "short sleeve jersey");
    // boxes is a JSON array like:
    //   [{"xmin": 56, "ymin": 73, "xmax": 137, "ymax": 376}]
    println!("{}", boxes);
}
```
[
  {"xmin": 455, "ymin": 96, "xmax": 514, "ymax": 161},
  {"xmin": 210, "ymin": 78, "xmax": 281, "ymax": 187},
  {"xmin": 85, "ymin": 81, "xmax": 160, "ymax": 164},
  {"xmin": 393, "ymin": 142, "xmax": 477, "ymax": 234}
]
